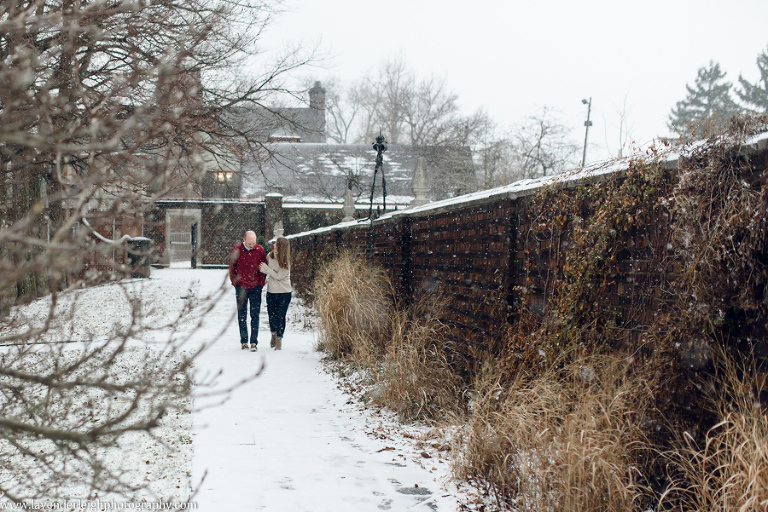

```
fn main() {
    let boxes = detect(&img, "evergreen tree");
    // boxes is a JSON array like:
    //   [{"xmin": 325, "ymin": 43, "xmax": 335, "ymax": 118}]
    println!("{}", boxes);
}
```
[
  {"xmin": 736, "ymin": 45, "xmax": 768, "ymax": 112},
  {"xmin": 668, "ymin": 61, "xmax": 742, "ymax": 139}
]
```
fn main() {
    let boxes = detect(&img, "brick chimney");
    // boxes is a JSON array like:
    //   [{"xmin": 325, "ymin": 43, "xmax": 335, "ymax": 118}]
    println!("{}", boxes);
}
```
[{"xmin": 309, "ymin": 81, "xmax": 326, "ymax": 111}]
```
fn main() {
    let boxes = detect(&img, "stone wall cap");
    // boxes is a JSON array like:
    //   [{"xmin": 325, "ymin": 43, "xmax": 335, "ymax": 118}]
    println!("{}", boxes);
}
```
[{"xmin": 285, "ymin": 218, "xmax": 368, "ymax": 240}]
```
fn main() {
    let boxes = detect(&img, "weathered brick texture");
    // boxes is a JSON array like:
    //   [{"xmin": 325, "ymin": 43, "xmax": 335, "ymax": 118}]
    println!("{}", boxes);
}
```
[{"xmin": 290, "ymin": 200, "xmax": 519, "ymax": 351}]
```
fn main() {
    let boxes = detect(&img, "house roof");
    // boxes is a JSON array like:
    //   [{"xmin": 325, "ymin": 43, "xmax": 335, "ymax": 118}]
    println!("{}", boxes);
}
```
[
  {"xmin": 240, "ymin": 143, "xmax": 477, "ymax": 204},
  {"xmin": 227, "ymin": 105, "xmax": 326, "ymax": 144}
]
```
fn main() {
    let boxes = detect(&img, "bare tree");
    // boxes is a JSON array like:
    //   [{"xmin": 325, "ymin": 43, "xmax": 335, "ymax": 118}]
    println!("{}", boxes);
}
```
[
  {"xmin": 0, "ymin": 0, "xmax": 299, "ymax": 504},
  {"xmin": 335, "ymin": 61, "xmax": 576, "ymax": 187},
  {"xmin": 471, "ymin": 115, "xmax": 516, "ymax": 189},
  {"xmin": 603, "ymin": 94, "xmax": 636, "ymax": 159},
  {"xmin": 352, "ymin": 56, "xmax": 412, "ymax": 144},
  {"xmin": 402, "ymin": 74, "xmax": 459, "ymax": 145},
  {"xmin": 332, "ymin": 56, "xmax": 485, "ymax": 147},
  {"xmin": 314, "ymin": 77, "xmax": 364, "ymax": 144},
  {"xmin": 473, "ymin": 108, "xmax": 578, "ymax": 189},
  {"xmin": 507, "ymin": 107, "xmax": 580, "ymax": 180},
  {"xmin": 325, "ymin": 62, "xmax": 577, "ymax": 189}
]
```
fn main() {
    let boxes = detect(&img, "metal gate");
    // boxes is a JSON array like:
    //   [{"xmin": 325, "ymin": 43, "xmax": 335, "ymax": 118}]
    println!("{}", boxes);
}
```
[{"xmin": 168, "ymin": 214, "xmax": 196, "ymax": 262}]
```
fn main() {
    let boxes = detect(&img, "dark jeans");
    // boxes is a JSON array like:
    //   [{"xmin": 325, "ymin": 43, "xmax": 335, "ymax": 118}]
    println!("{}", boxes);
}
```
[
  {"xmin": 235, "ymin": 285, "xmax": 262, "ymax": 345},
  {"xmin": 266, "ymin": 292, "xmax": 292, "ymax": 338}
]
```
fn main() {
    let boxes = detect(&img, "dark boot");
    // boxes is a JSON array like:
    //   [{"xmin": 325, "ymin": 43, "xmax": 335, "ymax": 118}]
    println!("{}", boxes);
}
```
[{"xmin": 270, "ymin": 333, "xmax": 277, "ymax": 348}]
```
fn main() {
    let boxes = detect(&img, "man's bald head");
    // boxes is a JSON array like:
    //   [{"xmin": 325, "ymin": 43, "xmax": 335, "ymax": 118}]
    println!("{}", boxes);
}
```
[{"xmin": 243, "ymin": 231, "xmax": 257, "ymax": 249}]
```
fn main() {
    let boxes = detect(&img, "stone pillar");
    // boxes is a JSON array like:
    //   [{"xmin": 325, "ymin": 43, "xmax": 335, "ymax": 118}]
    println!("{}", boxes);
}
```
[
  {"xmin": 409, "ymin": 156, "xmax": 430, "ymax": 207},
  {"xmin": 265, "ymin": 193, "xmax": 283, "ymax": 240},
  {"xmin": 342, "ymin": 188, "xmax": 356, "ymax": 222}
]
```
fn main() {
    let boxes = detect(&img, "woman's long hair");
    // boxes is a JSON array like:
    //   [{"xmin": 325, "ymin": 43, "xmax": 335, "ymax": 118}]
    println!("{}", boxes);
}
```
[{"xmin": 270, "ymin": 237, "xmax": 290, "ymax": 270}]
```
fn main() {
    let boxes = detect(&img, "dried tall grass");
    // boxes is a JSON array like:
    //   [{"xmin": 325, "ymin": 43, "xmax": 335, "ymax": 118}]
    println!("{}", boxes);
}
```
[
  {"xmin": 313, "ymin": 250, "xmax": 392, "ymax": 362},
  {"xmin": 658, "ymin": 348, "xmax": 768, "ymax": 511},
  {"xmin": 313, "ymin": 252, "xmax": 466, "ymax": 423},
  {"xmin": 378, "ymin": 296, "xmax": 464, "ymax": 423},
  {"xmin": 453, "ymin": 353, "xmax": 653, "ymax": 511}
]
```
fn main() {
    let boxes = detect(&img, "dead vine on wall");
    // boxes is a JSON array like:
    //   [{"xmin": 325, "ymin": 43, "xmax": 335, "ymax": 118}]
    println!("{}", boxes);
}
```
[
  {"xmin": 670, "ymin": 115, "xmax": 768, "ymax": 339},
  {"xmin": 511, "ymin": 154, "xmax": 674, "ymax": 367}
]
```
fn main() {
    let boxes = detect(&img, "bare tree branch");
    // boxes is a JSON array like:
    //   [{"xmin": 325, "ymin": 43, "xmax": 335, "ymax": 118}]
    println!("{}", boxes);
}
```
[{"xmin": 0, "ymin": 0, "xmax": 300, "ymax": 503}]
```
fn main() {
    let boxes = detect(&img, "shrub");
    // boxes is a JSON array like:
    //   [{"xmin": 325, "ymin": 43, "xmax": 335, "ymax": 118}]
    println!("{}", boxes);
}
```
[
  {"xmin": 313, "ymin": 250, "xmax": 392, "ymax": 362},
  {"xmin": 378, "ymin": 296, "xmax": 465, "ymax": 423},
  {"xmin": 313, "ymin": 252, "xmax": 466, "ymax": 423}
]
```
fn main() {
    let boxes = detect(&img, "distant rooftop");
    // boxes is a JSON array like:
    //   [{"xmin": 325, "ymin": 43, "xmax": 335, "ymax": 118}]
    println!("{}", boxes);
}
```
[{"xmin": 241, "ymin": 143, "xmax": 476, "ymax": 204}]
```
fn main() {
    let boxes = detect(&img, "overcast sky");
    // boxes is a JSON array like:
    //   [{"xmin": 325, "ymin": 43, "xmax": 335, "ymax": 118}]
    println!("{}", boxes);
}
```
[{"xmin": 259, "ymin": 0, "xmax": 768, "ymax": 164}]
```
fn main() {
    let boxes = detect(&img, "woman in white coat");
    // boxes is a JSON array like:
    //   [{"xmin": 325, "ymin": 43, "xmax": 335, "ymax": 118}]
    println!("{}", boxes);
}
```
[{"xmin": 259, "ymin": 237, "xmax": 292, "ymax": 350}]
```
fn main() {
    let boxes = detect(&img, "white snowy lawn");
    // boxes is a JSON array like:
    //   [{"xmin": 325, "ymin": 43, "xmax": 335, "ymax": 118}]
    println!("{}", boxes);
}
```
[{"xmin": 6, "ymin": 266, "xmax": 477, "ymax": 510}]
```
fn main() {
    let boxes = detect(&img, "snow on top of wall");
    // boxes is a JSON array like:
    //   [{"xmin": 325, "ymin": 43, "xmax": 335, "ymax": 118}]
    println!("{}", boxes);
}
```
[
  {"xmin": 280, "ymin": 194, "xmax": 413, "ymax": 206},
  {"xmin": 403, "ymin": 160, "xmax": 628, "ymax": 214},
  {"xmin": 286, "ymin": 217, "xmax": 367, "ymax": 239},
  {"xmin": 746, "ymin": 130, "xmax": 768, "ymax": 148},
  {"xmin": 667, "ymin": 129, "xmax": 768, "ymax": 161}
]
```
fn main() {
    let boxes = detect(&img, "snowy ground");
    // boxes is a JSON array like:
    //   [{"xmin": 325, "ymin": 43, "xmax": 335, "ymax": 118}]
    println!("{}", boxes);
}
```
[
  {"xmin": 3, "ymin": 266, "xmax": 477, "ymax": 510},
  {"xmin": 182, "ymin": 266, "xmax": 472, "ymax": 511}
]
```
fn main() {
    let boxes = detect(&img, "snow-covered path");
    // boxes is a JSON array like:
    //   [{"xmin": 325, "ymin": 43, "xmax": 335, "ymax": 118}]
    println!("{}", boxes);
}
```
[{"xmin": 174, "ymin": 267, "xmax": 466, "ymax": 511}]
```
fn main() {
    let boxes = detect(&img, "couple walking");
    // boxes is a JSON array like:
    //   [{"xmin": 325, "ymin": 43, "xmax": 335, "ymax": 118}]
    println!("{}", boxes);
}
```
[{"xmin": 228, "ymin": 230, "xmax": 292, "ymax": 352}]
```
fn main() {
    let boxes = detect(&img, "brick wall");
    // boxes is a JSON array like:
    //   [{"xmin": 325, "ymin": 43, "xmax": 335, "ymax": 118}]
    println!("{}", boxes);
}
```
[
  {"xmin": 289, "ymin": 199, "xmax": 521, "ymax": 353},
  {"xmin": 289, "ymin": 188, "xmax": 663, "ymax": 355},
  {"xmin": 510, "ymin": 190, "xmax": 676, "ymax": 337}
]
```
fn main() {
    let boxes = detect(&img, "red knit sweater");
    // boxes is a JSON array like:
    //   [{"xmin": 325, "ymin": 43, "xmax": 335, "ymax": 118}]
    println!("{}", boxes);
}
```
[{"xmin": 228, "ymin": 242, "xmax": 267, "ymax": 288}]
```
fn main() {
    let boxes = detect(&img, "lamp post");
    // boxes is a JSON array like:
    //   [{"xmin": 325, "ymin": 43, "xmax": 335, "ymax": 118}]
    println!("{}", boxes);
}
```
[
  {"xmin": 581, "ymin": 97, "xmax": 592, "ymax": 168},
  {"xmin": 368, "ymin": 133, "xmax": 388, "ymax": 219},
  {"xmin": 367, "ymin": 132, "xmax": 387, "ymax": 262}
]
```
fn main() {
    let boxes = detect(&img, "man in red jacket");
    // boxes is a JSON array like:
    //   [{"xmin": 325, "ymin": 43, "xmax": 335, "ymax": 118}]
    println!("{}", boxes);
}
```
[{"xmin": 229, "ymin": 230, "xmax": 267, "ymax": 351}]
